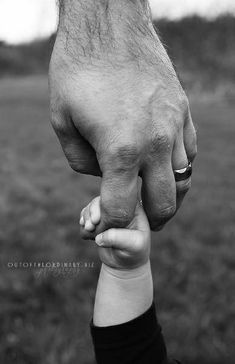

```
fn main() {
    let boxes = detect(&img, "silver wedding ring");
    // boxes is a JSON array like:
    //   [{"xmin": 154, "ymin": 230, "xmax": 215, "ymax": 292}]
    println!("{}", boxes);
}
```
[{"xmin": 174, "ymin": 162, "xmax": 192, "ymax": 182}]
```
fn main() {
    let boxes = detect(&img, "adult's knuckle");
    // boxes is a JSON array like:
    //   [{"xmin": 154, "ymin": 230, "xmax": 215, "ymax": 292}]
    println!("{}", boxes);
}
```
[
  {"xmin": 151, "ymin": 129, "xmax": 172, "ymax": 154},
  {"xmin": 107, "ymin": 143, "xmax": 140, "ymax": 169}
]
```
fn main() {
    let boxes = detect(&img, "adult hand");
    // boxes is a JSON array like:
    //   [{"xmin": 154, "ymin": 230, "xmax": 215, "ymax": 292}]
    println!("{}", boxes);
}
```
[{"xmin": 49, "ymin": 0, "xmax": 197, "ymax": 235}]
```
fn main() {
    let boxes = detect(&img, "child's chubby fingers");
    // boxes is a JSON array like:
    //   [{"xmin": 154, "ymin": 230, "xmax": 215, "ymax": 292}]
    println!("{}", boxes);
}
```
[
  {"xmin": 79, "ymin": 207, "xmax": 86, "ymax": 226},
  {"xmin": 95, "ymin": 228, "xmax": 148, "ymax": 253},
  {"xmin": 79, "ymin": 197, "xmax": 101, "ymax": 240},
  {"xmin": 82, "ymin": 203, "xmax": 96, "ymax": 232},
  {"xmin": 89, "ymin": 196, "xmax": 101, "ymax": 225}
]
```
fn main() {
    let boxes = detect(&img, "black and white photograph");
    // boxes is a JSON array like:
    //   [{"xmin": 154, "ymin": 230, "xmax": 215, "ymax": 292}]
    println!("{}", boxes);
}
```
[{"xmin": 0, "ymin": 0, "xmax": 234, "ymax": 363}]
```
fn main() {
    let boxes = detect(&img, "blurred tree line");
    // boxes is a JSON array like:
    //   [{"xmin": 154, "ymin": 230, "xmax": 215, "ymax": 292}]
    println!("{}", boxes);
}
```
[
  {"xmin": 0, "ymin": 15, "xmax": 235, "ymax": 90},
  {"xmin": 155, "ymin": 15, "xmax": 235, "ymax": 90}
]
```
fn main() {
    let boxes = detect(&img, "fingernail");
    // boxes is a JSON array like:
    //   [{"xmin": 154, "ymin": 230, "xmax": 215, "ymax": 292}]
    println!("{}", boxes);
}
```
[
  {"xmin": 79, "ymin": 216, "xmax": 85, "ymax": 226},
  {"xmin": 95, "ymin": 234, "xmax": 104, "ymax": 246}
]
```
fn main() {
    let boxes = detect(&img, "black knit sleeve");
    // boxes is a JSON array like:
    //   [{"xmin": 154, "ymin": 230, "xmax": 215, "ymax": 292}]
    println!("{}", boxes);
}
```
[{"xmin": 90, "ymin": 302, "xmax": 180, "ymax": 364}]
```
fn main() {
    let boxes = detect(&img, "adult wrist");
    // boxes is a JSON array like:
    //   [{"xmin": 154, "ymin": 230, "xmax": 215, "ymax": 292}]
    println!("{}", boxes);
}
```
[{"xmin": 55, "ymin": 0, "xmax": 159, "ymax": 66}]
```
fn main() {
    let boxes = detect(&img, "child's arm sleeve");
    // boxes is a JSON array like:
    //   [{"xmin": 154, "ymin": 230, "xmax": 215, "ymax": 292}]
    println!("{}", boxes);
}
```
[{"xmin": 90, "ymin": 301, "xmax": 181, "ymax": 364}]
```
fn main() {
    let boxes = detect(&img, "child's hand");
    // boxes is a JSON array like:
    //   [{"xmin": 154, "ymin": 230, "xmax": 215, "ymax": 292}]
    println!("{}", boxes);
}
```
[{"xmin": 80, "ymin": 197, "xmax": 151, "ymax": 270}]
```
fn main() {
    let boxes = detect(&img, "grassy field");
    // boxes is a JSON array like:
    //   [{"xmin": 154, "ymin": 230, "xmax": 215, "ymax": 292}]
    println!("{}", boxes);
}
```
[{"xmin": 0, "ymin": 76, "xmax": 234, "ymax": 364}]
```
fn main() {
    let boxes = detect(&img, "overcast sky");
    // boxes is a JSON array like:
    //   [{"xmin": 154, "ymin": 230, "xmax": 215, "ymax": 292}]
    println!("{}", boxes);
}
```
[{"xmin": 0, "ymin": 0, "xmax": 235, "ymax": 44}]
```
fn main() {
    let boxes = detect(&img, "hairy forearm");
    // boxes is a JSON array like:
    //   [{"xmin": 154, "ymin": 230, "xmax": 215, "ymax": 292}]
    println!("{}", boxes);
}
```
[
  {"xmin": 58, "ymin": 0, "xmax": 151, "ymax": 31},
  {"xmin": 93, "ymin": 260, "xmax": 153, "ymax": 327},
  {"xmin": 55, "ymin": 0, "xmax": 161, "ymax": 65}
]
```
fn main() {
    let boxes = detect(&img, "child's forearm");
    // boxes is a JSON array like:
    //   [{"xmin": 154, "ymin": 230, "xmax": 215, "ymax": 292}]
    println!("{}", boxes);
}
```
[{"xmin": 93, "ymin": 260, "xmax": 153, "ymax": 327}]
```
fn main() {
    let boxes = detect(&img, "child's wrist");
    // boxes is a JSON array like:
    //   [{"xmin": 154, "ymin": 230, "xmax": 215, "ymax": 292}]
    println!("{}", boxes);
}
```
[
  {"xmin": 102, "ymin": 260, "xmax": 151, "ymax": 280},
  {"xmin": 94, "ymin": 260, "xmax": 153, "ymax": 326}
]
